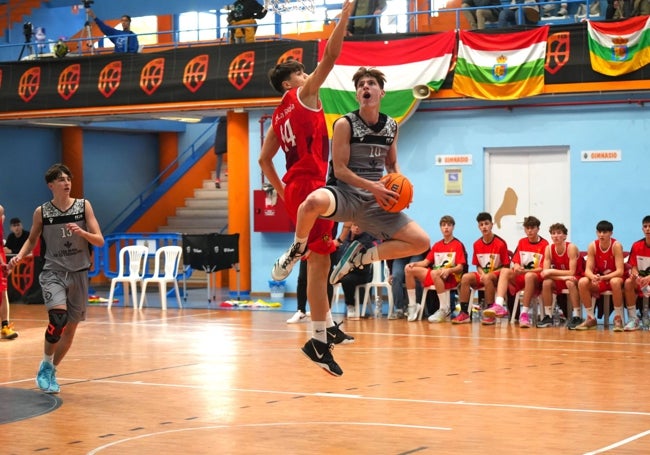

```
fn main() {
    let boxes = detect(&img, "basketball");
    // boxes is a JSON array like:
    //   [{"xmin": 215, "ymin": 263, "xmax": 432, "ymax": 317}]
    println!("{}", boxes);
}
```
[{"xmin": 377, "ymin": 173, "xmax": 413, "ymax": 213}]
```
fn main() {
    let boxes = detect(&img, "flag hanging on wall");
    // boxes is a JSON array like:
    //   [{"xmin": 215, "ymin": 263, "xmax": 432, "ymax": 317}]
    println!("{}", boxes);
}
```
[
  {"xmin": 318, "ymin": 31, "xmax": 456, "ymax": 134},
  {"xmin": 453, "ymin": 26, "xmax": 549, "ymax": 101},
  {"xmin": 587, "ymin": 16, "xmax": 650, "ymax": 77}
]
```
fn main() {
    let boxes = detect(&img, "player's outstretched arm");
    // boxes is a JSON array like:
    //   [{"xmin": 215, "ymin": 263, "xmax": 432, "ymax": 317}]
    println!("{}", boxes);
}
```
[{"xmin": 301, "ymin": 0, "xmax": 353, "ymax": 102}]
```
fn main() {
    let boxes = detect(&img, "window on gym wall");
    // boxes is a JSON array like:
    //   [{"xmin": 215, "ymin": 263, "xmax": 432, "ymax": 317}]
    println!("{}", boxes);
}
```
[
  {"xmin": 382, "ymin": 0, "xmax": 408, "ymax": 33},
  {"xmin": 179, "ymin": 11, "xmax": 218, "ymax": 42}
]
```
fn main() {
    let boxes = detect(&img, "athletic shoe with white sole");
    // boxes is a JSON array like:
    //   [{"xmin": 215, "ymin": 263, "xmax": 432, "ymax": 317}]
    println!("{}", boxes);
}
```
[
  {"xmin": 329, "ymin": 240, "xmax": 364, "ymax": 285},
  {"xmin": 301, "ymin": 339, "xmax": 343, "ymax": 376},
  {"xmin": 286, "ymin": 310, "xmax": 308, "ymax": 324},
  {"xmin": 327, "ymin": 321, "xmax": 355, "ymax": 344},
  {"xmin": 272, "ymin": 242, "xmax": 306, "ymax": 281},
  {"xmin": 428, "ymin": 308, "xmax": 451, "ymax": 323}
]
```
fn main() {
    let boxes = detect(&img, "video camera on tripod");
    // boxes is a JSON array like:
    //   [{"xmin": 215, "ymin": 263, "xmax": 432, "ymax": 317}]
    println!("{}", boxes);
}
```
[
  {"xmin": 82, "ymin": 0, "xmax": 94, "ymax": 8},
  {"xmin": 23, "ymin": 22, "xmax": 33, "ymax": 43}
]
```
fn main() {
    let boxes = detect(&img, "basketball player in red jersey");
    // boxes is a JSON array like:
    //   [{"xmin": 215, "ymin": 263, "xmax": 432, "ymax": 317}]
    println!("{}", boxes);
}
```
[
  {"xmin": 539, "ymin": 223, "xmax": 584, "ymax": 329},
  {"xmin": 576, "ymin": 220, "xmax": 625, "ymax": 331},
  {"xmin": 258, "ymin": 0, "xmax": 353, "ymax": 377}
]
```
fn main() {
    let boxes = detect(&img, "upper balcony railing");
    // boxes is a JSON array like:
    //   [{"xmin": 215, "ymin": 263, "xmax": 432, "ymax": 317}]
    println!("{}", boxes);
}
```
[{"xmin": 0, "ymin": 0, "xmax": 604, "ymax": 62}]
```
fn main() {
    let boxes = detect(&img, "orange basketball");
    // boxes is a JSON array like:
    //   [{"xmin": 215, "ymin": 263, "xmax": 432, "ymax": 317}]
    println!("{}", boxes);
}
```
[{"xmin": 377, "ymin": 173, "xmax": 414, "ymax": 213}]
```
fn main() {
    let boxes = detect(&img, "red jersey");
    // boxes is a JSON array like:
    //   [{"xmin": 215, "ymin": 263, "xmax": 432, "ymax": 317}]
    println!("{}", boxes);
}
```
[
  {"xmin": 272, "ymin": 87, "xmax": 330, "ymax": 184},
  {"xmin": 593, "ymin": 238, "xmax": 618, "ymax": 275},
  {"xmin": 425, "ymin": 237, "xmax": 468, "ymax": 281},
  {"xmin": 550, "ymin": 242, "xmax": 584, "ymax": 276},
  {"xmin": 512, "ymin": 236, "xmax": 548, "ymax": 270},
  {"xmin": 628, "ymin": 238, "xmax": 650, "ymax": 277},
  {"xmin": 472, "ymin": 234, "xmax": 510, "ymax": 273}
]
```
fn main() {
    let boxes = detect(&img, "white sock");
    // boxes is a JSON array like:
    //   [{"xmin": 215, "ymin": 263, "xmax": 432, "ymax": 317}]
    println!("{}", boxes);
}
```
[
  {"xmin": 312, "ymin": 321, "xmax": 327, "ymax": 344},
  {"xmin": 356, "ymin": 246, "xmax": 378, "ymax": 266},
  {"xmin": 544, "ymin": 306, "xmax": 552, "ymax": 317},
  {"xmin": 522, "ymin": 306, "xmax": 529, "ymax": 315},
  {"xmin": 438, "ymin": 292, "xmax": 451, "ymax": 312},
  {"xmin": 407, "ymin": 289, "xmax": 417, "ymax": 307},
  {"xmin": 326, "ymin": 310, "xmax": 334, "ymax": 327},
  {"xmin": 627, "ymin": 306, "xmax": 637, "ymax": 321},
  {"xmin": 495, "ymin": 296, "xmax": 505, "ymax": 307},
  {"xmin": 43, "ymin": 354, "xmax": 54, "ymax": 364},
  {"xmin": 573, "ymin": 307, "xmax": 580, "ymax": 317}
]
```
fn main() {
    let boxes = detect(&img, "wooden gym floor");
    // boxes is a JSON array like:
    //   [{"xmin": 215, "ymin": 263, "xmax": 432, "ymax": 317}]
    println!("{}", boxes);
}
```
[{"xmin": 2, "ymin": 292, "xmax": 650, "ymax": 454}]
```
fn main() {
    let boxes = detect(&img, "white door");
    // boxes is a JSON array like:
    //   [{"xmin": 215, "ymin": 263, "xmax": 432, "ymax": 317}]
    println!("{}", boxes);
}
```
[{"xmin": 485, "ymin": 146, "xmax": 570, "ymax": 250}]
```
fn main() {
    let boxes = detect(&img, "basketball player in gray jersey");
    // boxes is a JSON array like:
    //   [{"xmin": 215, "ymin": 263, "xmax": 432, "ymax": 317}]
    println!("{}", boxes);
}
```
[
  {"xmin": 274, "ymin": 67, "xmax": 429, "ymax": 288},
  {"xmin": 7, "ymin": 163, "xmax": 104, "ymax": 393}
]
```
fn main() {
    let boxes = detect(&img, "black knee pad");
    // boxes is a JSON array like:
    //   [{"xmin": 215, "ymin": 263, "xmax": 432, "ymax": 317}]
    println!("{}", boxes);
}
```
[{"xmin": 45, "ymin": 309, "xmax": 68, "ymax": 343}]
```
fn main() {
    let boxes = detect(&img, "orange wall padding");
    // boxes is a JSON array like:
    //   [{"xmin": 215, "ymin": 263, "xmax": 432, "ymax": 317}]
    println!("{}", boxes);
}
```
[
  {"xmin": 62, "ymin": 127, "xmax": 84, "ymax": 198},
  {"xmin": 225, "ymin": 111, "xmax": 251, "ymax": 294}
]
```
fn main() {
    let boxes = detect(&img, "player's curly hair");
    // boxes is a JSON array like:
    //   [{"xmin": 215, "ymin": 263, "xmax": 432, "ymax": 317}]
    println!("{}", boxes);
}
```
[{"xmin": 352, "ymin": 67, "xmax": 386, "ymax": 89}]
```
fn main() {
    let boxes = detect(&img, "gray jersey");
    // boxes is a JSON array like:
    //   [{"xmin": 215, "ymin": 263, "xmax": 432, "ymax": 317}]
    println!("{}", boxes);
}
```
[
  {"xmin": 41, "ymin": 199, "xmax": 92, "ymax": 272},
  {"xmin": 326, "ymin": 110, "xmax": 410, "ymax": 241},
  {"xmin": 330, "ymin": 110, "xmax": 398, "ymax": 199}
]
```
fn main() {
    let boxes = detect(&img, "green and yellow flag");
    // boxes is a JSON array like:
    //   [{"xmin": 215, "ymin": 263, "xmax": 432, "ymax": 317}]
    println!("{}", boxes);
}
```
[
  {"xmin": 453, "ymin": 26, "xmax": 549, "ymax": 100},
  {"xmin": 588, "ymin": 16, "xmax": 650, "ymax": 77}
]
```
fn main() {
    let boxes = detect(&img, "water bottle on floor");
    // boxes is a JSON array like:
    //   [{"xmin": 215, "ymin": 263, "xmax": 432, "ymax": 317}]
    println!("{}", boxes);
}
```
[
  {"xmin": 374, "ymin": 294, "xmax": 382, "ymax": 319},
  {"xmin": 552, "ymin": 305, "xmax": 561, "ymax": 327}
]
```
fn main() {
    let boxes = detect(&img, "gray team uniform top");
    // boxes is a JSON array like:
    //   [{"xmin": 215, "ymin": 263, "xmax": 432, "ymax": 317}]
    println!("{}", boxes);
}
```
[
  {"xmin": 325, "ymin": 110, "xmax": 411, "ymax": 241},
  {"xmin": 41, "ymin": 199, "xmax": 92, "ymax": 272}
]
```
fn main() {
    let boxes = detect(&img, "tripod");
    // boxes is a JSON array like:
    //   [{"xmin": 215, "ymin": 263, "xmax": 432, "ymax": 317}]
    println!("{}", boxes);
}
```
[
  {"xmin": 17, "ymin": 35, "xmax": 34, "ymax": 61},
  {"xmin": 83, "ymin": 9, "xmax": 94, "ymax": 54}
]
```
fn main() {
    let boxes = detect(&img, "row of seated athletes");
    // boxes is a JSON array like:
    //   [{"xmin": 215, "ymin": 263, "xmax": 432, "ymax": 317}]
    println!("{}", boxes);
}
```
[{"xmin": 355, "ymin": 213, "xmax": 650, "ymax": 332}]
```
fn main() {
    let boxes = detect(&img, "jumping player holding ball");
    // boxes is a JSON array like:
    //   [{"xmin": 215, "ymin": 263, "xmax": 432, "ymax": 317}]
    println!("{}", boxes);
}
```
[{"xmin": 273, "ymin": 66, "xmax": 430, "ymax": 304}]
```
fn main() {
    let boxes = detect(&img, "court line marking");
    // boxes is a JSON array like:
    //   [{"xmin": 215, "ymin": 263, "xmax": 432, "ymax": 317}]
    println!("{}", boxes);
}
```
[
  {"xmin": 85, "ymin": 421, "xmax": 450, "ymax": 455},
  {"xmin": 583, "ymin": 429, "xmax": 650, "ymax": 454}
]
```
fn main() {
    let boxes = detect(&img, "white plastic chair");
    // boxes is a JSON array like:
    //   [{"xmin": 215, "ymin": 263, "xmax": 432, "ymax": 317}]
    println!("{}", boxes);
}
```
[
  {"xmin": 357, "ymin": 261, "xmax": 394, "ymax": 318},
  {"xmin": 416, "ymin": 285, "xmax": 458, "ymax": 321},
  {"xmin": 139, "ymin": 245, "xmax": 183, "ymax": 310},
  {"xmin": 108, "ymin": 245, "xmax": 149, "ymax": 309}
]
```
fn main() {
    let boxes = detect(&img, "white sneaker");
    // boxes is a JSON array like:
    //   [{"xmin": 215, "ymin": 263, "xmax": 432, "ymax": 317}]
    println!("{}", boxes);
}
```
[
  {"xmin": 286, "ymin": 310, "xmax": 307, "ymax": 324},
  {"xmin": 558, "ymin": 7, "xmax": 567, "ymax": 16},
  {"xmin": 272, "ymin": 243, "xmax": 306, "ymax": 281},
  {"xmin": 407, "ymin": 304, "xmax": 420, "ymax": 322},
  {"xmin": 428, "ymin": 308, "xmax": 451, "ymax": 323},
  {"xmin": 346, "ymin": 306, "xmax": 360, "ymax": 320}
]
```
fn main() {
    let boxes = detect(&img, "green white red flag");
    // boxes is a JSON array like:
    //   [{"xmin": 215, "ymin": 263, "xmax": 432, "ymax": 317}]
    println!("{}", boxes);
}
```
[{"xmin": 318, "ymin": 32, "xmax": 455, "ymax": 134}]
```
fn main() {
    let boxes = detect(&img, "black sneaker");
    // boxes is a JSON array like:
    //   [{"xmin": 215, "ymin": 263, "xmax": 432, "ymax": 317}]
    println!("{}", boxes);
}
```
[
  {"xmin": 301, "ymin": 339, "xmax": 343, "ymax": 376},
  {"xmin": 536, "ymin": 315, "xmax": 553, "ymax": 328},
  {"xmin": 567, "ymin": 316, "xmax": 584, "ymax": 330},
  {"xmin": 327, "ymin": 321, "xmax": 355, "ymax": 344}
]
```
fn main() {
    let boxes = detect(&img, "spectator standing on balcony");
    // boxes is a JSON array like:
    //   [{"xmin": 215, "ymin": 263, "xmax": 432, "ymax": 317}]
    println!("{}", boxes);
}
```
[
  {"xmin": 86, "ymin": 9, "xmax": 139, "ymax": 53},
  {"xmin": 347, "ymin": 0, "xmax": 387, "ymax": 35},
  {"xmin": 462, "ymin": 0, "xmax": 502, "ymax": 29},
  {"xmin": 227, "ymin": 0, "xmax": 268, "ymax": 43}
]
